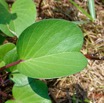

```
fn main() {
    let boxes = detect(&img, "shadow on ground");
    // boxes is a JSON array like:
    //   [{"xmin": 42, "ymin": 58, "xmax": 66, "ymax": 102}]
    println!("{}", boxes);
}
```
[{"xmin": 48, "ymin": 79, "xmax": 89, "ymax": 103}]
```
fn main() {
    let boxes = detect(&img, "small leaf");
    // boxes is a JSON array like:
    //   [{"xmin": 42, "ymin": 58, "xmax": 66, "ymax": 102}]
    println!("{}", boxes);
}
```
[
  {"xmin": 17, "ymin": 19, "xmax": 87, "ymax": 78},
  {"xmin": 0, "ymin": 0, "xmax": 14, "ymax": 36},
  {"xmin": 10, "ymin": 72, "xmax": 33, "ymax": 86},
  {"xmin": 0, "ymin": 3, "xmax": 11, "ymax": 24},
  {"xmin": 6, "ymin": 79, "xmax": 51, "ymax": 103},
  {"xmin": 3, "ymin": 48, "xmax": 18, "ymax": 72},
  {"xmin": 0, "ymin": 0, "xmax": 37, "ymax": 37},
  {"xmin": 88, "ymin": 0, "xmax": 96, "ymax": 20},
  {"xmin": 69, "ymin": 0, "xmax": 93, "ymax": 21},
  {"xmin": 0, "ymin": 43, "xmax": 15, "ymax": 59},
  {"xmin": 11, "ymin": 0, "xmax": 37, "ymax": 37}
]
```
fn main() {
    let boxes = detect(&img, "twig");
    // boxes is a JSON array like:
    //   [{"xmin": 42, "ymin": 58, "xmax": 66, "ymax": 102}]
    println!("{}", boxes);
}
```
[
  {"xmin": 38, "ymin": 0, "xmax": 43, "ymax": 14},
  {"xmin": 0, "ymin": 60, "xmax": 23, "ymax": 72},
  {"xmin": 85, "ymin": 54, "xmax": 104, "ymax": 60}
]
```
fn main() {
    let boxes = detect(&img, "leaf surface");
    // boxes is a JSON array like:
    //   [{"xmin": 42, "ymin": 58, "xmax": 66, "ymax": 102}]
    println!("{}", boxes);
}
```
[
  {"xmin": 17, "ymin": 19, "xmax": 87, "ymax": 78},
  {"xmin": 88, "ymin": 0, "xmax": 96, "ymax": 20},
  {"xmin": 0, "ymin": 43, "xmax": 15, "ymax": 59},
  {"xmin": 0, "ymin": 34, "xmax": 5, "ymax": 45},
  {"xmin": 6, "ymin": 79, "xmax": 51, "ymax": 103},
  {"xmin": 10, "ymin": 72, "xmax": 33, "ymax": 86},
  {"xmin": 0, "ymin": 0, "xmax": 14, "ymax": 36},
  {"xmin": 0, "ymin": 0, "xmax": 8, "ymax": 10},
  {"xmin": 3, "ymin": 48, "xmax": 18, "ymax": 72},
  {"xmin": 0, "ymin": 0, "xmax": 36, "ymax": 37},
  {"xmin": 0, "ymin": 61, "xmax": 5, "ymax": 67}
]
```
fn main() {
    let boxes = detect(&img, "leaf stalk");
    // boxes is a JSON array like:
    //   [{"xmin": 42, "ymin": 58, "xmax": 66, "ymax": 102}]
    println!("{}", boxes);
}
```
[{"xmin": 0, "ymin": 60, "xmax": 23, "ymax": 72}]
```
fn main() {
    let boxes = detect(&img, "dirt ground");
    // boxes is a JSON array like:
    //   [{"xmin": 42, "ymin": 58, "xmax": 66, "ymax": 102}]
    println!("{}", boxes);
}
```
[{"xmin": 34, "ymin": 0, "xmax": 104, "ymax": 103}]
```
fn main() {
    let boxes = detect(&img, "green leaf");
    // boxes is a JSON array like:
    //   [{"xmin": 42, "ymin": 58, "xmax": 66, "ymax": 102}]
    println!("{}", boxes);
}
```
[
  {"xmin": 6, "ymin": 79, "xmax": 51, "ymax": 103},
  {"xmin": 0, "ymin": 43, "xmax": 15, "ymax": 59},
  {"xmin": 0, "ymin": 3, "xmax": 11, "ymax": 24},
  {"xmin": 0, "ymin": 34, "xmax": 5, "ymax": 45},
  {"xmin": 11, "ymin": 0, "xmax": 37, "ymax": 37},
  {"xmin": 0, "ymin": 0, "xmax": 36, "ymax": 37},
  {"xmin": 0, "ymin": 0, "xmax": 8, "ymax": 10},
  {"xmin": 3, "ymin": 48, "xmax": 18, "ymax": 72},
  {"xmin": 18, "ymin": 52, "xmax": 87, "ymax": 78},
  {"xmin": 17, "ymin": 19, "xmax": 87, "ymax": 79},
  {"xmin": 0, "ymin": 61, "xmax": 5, "ymax": 67},
  {"xmin": 88, "ymin": 0, "xmax": 96, "ymax": 20},
  {"xmin": 10, "ymin": 72, "xmax": 33, "ymax": 86},
  {"xmin": 0, "ymin": 0, "xmax": 15, "ymax": 36},
  {"xmin": 69, "ymin": 0, "xmax": 93, "ymax": 21}
]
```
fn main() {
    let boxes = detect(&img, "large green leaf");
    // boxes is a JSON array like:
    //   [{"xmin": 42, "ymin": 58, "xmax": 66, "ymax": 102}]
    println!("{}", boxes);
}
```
[
  {"xmin": 0, "ymin": 43, "xmax": 15, "ymax": 59},
  {"xmin": 0, "ymin": 0, "xmax": 36, "ymax": 37},
  {"xmin": 3, "ymin": 48, "xmax": 18, "ymax": 72},
  {"xmin": 17, "ymin": 19, "xmax": 87, "ymax": 79},
  {"xmin": 6, "ymin": 79, "xmax": 51, "ymax": 103}
]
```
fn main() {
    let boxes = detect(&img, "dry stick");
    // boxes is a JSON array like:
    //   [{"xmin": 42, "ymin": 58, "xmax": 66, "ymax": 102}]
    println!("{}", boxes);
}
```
[
  {"xmin": 0, "ymin": 60, "xmax": 23, "ymax": 72},
  {"xmin": 38, "ymin": 0, "xmax": 43, "ymax": 14},
  {"xmin": 0, "ymin": 73, "xmax": 9, "ymax": 78},
  {"xmin": 85, "ymin": 54, "xmax": 104, "ymax": 60}
]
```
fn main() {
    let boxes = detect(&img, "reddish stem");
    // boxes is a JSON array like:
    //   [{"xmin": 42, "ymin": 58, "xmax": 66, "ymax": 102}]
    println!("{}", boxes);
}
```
[
  {"xmin": 0, "ymin": 60, "xmax": 23, "ymax": 72},
  {"xmin": 85, "ymin": 54, "xmax": 104, "ymax": 60}
]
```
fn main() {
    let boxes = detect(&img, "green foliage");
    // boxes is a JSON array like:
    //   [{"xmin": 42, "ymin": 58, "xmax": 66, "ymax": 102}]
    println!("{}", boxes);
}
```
[
  {"xmin": 3, "ymin": 48, "xmax": 18, "ymax": 72},
  {"xmin": 0, "ymin": 0, "xmax": 36, "ymax": 37},
  {"xmin": 0, "ymin": 33, "xmax": 5, "ymax": 45},
  {"xmin": 69, "ymin": 0, "xmax": 96, "ymax": 21},
  {"xmin": 0, "ymin": 43, "xmax": 15, "ymax": 59},
  {"xmin": 17, "ymin": 19, "xmax": 87, "ymax": 78},
  {"xmin": 10, "ymin": 72, "xmax": 33, "ymax": 86},
  {"xmin": 0, "ymin": 1, "xmax": 87, "ymax": 102},
  {"xmin": 6, "ymin": 73, "xmax": 51, "ymax": 103},
  {"xmin": 88, "ymin": 0, "xmax": 96, "ymax": 20}
]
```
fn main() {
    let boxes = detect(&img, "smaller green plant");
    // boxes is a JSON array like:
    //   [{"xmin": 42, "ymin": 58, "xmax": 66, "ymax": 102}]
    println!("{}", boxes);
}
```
[
  {"xmin": 69, "ymin": 0, "xmax": 96, "ymax": 21},
  {"xmin": 0, "ymin": 0, "xmax": 87, "ymax": 103}
]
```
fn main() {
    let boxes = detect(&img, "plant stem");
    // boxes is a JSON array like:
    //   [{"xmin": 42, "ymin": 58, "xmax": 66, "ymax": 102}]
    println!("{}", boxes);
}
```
[
  {"xmin": 38, "ymin": 0, "xmax": 43, "ymax": 14},
  {"xmin": 0, "ymin": 60, "xmax": 23, "ymax": 72},
  {"xmin": 84, "ymin": 54, "xmax": 104, "ymax": 60}
]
